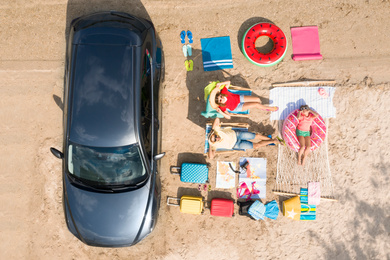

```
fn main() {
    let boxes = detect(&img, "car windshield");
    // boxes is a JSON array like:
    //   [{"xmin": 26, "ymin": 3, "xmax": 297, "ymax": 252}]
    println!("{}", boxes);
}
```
[{"xmin": 67, "ymin": 142, "xmax": 147, "ymax": 186}]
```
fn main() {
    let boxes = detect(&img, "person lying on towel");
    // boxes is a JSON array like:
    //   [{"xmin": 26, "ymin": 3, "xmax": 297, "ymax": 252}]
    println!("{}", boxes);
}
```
[
  {"xmin": 207, "ymin": 118, "xmax": 280, "ymax": 159},
  {"xmin": 209, "ymin": 81, "xmax": 278, "ymax": 119}
]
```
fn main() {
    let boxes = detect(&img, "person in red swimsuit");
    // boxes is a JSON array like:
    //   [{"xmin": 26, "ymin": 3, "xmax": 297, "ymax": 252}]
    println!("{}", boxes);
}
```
[
  {"xmin": 209, "ymin": 81, "xmax": 278, "ymax": 119},
  {"xmin": 296, "ymin": 104, "xmax": 319, "ymax": 166}
]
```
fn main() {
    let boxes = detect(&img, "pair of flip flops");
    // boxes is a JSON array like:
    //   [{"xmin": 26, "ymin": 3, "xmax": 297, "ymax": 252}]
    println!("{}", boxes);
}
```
[
  {"xmin": 185, "ymin": 60, "xmax": 193, "ymax": 71},
  {"xmin": 180, "ymin": 30, "xmax": 193, "ymax": 44},
  {"xmin": 267, "ymin": 135, "xmax": 286, "ymax": 146},
  {"xmin": 181, "ymin": 30, "xmax": 193, "ymax": 57}
]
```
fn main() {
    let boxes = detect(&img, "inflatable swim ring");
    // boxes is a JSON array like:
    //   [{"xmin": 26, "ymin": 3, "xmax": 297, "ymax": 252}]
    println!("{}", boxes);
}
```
[
  {"xmin": 282, "ymin": 109, "xmax": 326, "ymax": 152},
  {"xmin": 242, "ymin": 23, "xmax": 288, "ymax": 67}
]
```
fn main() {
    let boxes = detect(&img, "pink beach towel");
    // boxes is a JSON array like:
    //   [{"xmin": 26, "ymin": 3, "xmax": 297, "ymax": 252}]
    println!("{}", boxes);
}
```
[
  {"xmin": 308, "ymin": 182, "xmax": 321, "ymax": 205},
  {"xmin": 291, "ymin": 26, "xmax": 323, "ymax": 61}
]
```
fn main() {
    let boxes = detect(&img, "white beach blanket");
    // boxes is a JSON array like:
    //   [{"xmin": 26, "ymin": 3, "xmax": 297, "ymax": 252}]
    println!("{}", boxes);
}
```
[{"xmin": 270, "ymin": 87, "xmax": 336, "ymax": 121}]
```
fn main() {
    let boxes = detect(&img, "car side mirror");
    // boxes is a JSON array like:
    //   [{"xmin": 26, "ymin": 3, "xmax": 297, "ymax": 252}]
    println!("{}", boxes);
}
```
[
  {"xmin": 50, "ymin": 147, "xmax": 64, "ymax": 159},
  {"xmin": 153, "ymin": 152, "xmax": 165, "ymax": 161}
]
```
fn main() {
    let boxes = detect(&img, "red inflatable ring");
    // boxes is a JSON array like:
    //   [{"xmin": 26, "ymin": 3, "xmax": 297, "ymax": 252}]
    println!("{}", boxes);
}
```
[{"xmin": 242, "ymin": 23, "xmax": 288, "ymax": 67}]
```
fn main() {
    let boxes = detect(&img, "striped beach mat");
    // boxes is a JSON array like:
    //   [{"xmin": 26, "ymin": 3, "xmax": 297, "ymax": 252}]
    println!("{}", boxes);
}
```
[{"xmin": 201, "ymin": 36, "xmax": 233, "ymax": 71}]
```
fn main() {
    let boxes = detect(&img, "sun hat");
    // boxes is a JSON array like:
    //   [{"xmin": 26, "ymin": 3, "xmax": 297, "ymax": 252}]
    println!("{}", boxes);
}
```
[{"xmin": 209, "ymin": 88, "xmax": 221, "ymax": 109}]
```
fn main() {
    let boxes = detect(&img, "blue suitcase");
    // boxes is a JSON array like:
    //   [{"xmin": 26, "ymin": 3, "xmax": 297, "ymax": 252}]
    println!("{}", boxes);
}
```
[{"xmin": 170, "ymin": 163, "xmax": 209, "ymax": 183}]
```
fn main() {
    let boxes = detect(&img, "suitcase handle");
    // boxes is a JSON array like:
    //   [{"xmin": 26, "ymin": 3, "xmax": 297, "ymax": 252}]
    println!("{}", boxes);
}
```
[
  {"xmin": 166, "ymin": 196, "xmax": 180, "ymax": 206},
  {"xmin": 169, "ymin": 166, "xmax": 181, "ymax": 175}
]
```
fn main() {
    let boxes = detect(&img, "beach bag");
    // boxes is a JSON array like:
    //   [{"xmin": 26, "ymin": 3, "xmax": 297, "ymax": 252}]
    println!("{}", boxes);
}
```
[{"xmin": 282, "ymin": 188, "xmax": 316, "ymax": 221}]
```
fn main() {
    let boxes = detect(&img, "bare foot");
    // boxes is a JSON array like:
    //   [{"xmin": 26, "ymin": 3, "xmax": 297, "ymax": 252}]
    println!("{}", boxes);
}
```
[
  {"xmin": 297, "ymin": 154, "xmax": 302, "ymax": 165},
  {"xmin": 265, "ymin": 106, "xmax": 279, "ymax": 112},
  {"xmin": 301, "ymin": 156, "xmax": 306, "ymax": 166}
]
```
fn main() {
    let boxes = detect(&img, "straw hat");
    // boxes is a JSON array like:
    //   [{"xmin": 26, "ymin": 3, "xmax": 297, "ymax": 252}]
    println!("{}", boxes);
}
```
[{"xmin": 209, "ymin": 88, "xmax": 220, "ymax": 109}]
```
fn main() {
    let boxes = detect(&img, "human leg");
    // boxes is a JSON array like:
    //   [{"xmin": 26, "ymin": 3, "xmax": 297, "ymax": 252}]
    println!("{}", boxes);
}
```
[
  {"xmin": 242, "ymin": 102, "xmax": 278, "ymax": 112},
  {"xmin": 301, "ymin": 136, "xmax": 311, "ymax": 166},
  {"xmin": 297, "ymin": 135, "xmax": 306, "ymax": 165}
]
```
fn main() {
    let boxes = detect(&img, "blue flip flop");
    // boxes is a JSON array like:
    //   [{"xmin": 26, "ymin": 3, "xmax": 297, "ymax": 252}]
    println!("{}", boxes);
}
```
[
  {"xmin": 267, "ymin": 134, "xmax": 275, "ymax": 146},
  {"xmin": 187, "ymin": 30, "xmax": 193, "ymax": 44},
  {"xmin": 180, "ymin": 30, "xmax": 186, "ymax": 44}
]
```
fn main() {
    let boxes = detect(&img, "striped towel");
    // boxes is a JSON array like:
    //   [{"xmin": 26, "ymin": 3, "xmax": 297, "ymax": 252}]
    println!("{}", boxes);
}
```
[
  {"xmin": 300, "ymin": 188, "xmax": 316, "ymax": 220},
  {"xmin": 248, "ymin": 200, "xmax": 266, "ymax": 220},
  {"xmin": 269, "ymin": 87, "xmax": 336, "ymax": 121},
  {"xmin": 201, "ymin": 36, "xmax": 233, "ymax": 71},
  {"xmin": 308, "ymin": 182, "xmax": 321, "ymax": 205}
]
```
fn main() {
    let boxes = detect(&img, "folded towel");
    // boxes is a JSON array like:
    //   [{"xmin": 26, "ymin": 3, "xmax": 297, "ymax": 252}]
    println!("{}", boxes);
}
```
[
  {"xmin": 201, "ymin": 36, "xmax": 233, "ymax": 71},
  {"xmin": 308, "ymin": 182, "xmax": 321, "ymax": 205},
  {"xmin": 300, "ymin": 188, "xmax": 317, "ymax": 220},
  {"xmin": 264, "ymin": 200, "xmax": 279, "ymax": 220},
  {"xmin": 248, "ymin": 200, "xmax": 266, "ymax": 220}
]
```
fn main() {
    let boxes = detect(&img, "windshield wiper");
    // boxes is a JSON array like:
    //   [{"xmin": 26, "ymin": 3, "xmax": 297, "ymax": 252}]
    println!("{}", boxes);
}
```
[{"xmin": 67, "ymin": 173, "xmax": 114, "ymax": 193}]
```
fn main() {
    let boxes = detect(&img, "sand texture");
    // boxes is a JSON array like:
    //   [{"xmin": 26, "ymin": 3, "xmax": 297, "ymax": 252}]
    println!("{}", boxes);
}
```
[{"xmin": 0, "ymin": 0, "xmax": 389, "ymax": 259}]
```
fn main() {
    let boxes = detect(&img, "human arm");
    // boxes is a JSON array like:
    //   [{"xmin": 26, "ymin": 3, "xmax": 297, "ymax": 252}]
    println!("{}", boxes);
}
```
[
  {"xmin": 297, "ymin": 111, "xmax": 302, "ymax": 120},
  {"xmin": 216, "ymin": 108, "xmax": 231, "ymax": 119},
  {"xmin": 208, "ymin": 147, "xmax": 216, "ymax": 159},
  {"xmin": 216, "ymin": 81, "xmax": 231, "ymax": 89},
  {"xmin": 212, "ymin": 117, "xmax": 221, "ymax": 129},
  {"xmin": 309, "ymin": 109, "xmax": 319, "ymax": 118}
]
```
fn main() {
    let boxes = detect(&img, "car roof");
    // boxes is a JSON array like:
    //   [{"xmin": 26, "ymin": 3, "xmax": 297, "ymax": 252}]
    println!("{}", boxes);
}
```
[{"xmin": 69, "ymin": 16, "xmax": 145, "ymax": 147}]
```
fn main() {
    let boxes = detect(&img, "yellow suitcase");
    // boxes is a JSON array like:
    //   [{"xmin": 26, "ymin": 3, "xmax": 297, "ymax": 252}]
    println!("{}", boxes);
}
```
[{"xmin": 167, "ymin": 195, "xmax": 204, "ymax": 215}]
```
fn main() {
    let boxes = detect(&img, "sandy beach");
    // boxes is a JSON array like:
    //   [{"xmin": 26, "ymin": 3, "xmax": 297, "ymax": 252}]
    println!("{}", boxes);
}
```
[{"xmin": 1, "ymin": 0, "xmax": 389, "ymax": 259}]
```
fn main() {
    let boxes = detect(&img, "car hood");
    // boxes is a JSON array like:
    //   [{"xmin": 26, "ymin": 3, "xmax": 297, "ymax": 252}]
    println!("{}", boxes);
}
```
[{"xmin": 64, "ymin": 173, "xmax": 151, "ymax": 246}]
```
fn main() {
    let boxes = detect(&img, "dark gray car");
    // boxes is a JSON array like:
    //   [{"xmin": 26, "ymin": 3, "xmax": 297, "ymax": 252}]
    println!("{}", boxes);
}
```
[{"xmin": 50, "ymin": 11, "xmax": 164, "ymax": 247}]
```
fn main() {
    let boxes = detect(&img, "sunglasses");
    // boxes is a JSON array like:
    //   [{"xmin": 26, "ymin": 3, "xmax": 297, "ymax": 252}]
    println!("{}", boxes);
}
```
[
  {"xmin": 300, "ymin": 106, "xmax": 309, "ymax": 111},
  {"xmin": 211, "ymin": 134, "xmax": 219, "ymax": 143}
]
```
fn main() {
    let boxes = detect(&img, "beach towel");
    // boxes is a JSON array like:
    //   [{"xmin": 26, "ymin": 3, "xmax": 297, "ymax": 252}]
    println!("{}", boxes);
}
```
[
  {"xmin": 291, "ymin": 26, "xmax": 323, "ymax": 61},
  {"xmin": 238, "ymin": 158, "xmax": 266, "ymax": 199},
  {"xmin": 264, "ymin": 200, "xmax": 279, "ymax": 220},
  {"xmin": 201, "ymin": 36, "xmax": 233, "ymax": 71},
  {"xmin": 308, "ymin": 182, "xmax": 321, "ymax": 205},
  {"xmin": 269, "ymin": 87, "xmax": 336, "ymax": 121},
  {"xmin": 300, "ymin": 188, "xmax": 317, "ymax": 220},
  {"xmin": 248, "ymin": 200, "xmax": 266, "ymax": 220}
]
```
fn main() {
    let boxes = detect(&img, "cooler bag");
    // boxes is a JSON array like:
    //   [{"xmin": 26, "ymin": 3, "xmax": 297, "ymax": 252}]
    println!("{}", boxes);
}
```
[
  {"xmin": 170, "ymin": 163, "xmax": 209, "ymax": 184},
  {"xmin": 210, "ymin": 198, "xmax": 234, "ymax": 217}
]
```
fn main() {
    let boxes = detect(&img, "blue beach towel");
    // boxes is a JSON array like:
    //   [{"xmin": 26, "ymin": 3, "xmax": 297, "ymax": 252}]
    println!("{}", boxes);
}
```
[
  {"xmin": 264, "ymin": 200, "xmax": 279, "ymax": 220},
  {"xmin": 201, "ymin": 36, "xmax": 233, "ymax": 71}
]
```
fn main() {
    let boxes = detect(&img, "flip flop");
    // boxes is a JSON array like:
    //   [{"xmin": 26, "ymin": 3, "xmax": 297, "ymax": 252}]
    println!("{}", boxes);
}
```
[
  {"xmin": 185, "ymin": 60, "xmax": 192, "ymax": 71},
  {"xmin": 265, "ymin": 106, "xmax": 279, "ymax": 112},
  {"xmin": 188, "ymin": 60, "xmax": 193, "ymax": 71},
  {"xmin": 180, "ymin": 30, "xmax": 186, "ymax": 44},
  {"xmin": 208, "ymin": 185, "xmax": 211, "ymax": 192},
  {"xmin": 276, "ymin": 136, "xmax": 286, "ymax": 146},
  {"xmin": 182, "ymin": 44, "xmax": 188, "ymax": 57},
  {"xmin": 187, "ymin": 30, "xmax": 193, "ymax": 44},
  {"xmin": 267, "ymin": 134, "xmax": 275, "ymax": 146},
  {"xmin": 186, "ymin": 44, "xmax": 192, "ymax": 56}
]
